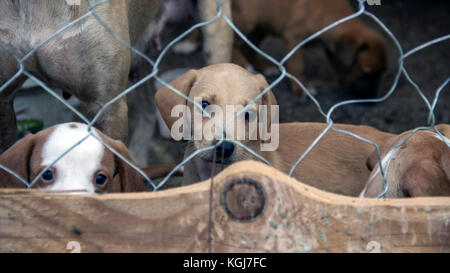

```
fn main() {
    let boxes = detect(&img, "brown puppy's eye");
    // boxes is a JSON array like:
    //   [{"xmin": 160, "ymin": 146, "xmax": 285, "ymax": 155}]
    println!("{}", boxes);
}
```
[
  {"xmin": 95, "ymin": 173, "xmax": 108, "ymax": 187},
  {"xmin": 201, "ymin": 101, "xmax": 210, "ymax": 111}
]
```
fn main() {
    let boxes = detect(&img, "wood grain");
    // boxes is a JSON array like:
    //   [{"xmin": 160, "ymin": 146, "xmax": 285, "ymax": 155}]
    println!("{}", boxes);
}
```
[{"xmin": 0, "ymin": 160, "xmax": 449, "ymax": 253}]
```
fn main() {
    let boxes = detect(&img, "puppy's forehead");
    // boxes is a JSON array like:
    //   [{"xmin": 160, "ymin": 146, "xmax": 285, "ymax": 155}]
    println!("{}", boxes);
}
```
[
  {"xmin": 192, "ymin": 65, "xmax": 262, "ymax": 103},
  {"xmin": 40, "ymin": 123, "xmax": 105, "ymax": 165},
  {"xmin": 399, "ymin": 130, "xmax": 449, "ymax": 146}
]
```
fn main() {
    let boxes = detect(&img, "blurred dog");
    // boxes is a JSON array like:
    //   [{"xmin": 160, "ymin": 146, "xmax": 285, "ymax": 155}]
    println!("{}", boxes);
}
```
[
  {"xmin": 129, "ymin": 0, "xmax": 232, "ymax": 82},
  {"xmin": 155, "ymin": 63, "xmax": 393, "ymax": 196},
  {"xmin": 0, "ymin": 0, "xmax": 161, "ymax": 153},
  {"xmin": 129, "ymin": 0, "xmax": 198, "ymax": 82},
  {"xmin": 361, "ymin": 125, "xmax": 450, "ymax": 198},
  {"xmin": 0, "ymin": 122, "xmax": 180, "ymax": 193},
  {"xmin": 231, "ymin": 0, "xmax": 387, "ymax": 97}
]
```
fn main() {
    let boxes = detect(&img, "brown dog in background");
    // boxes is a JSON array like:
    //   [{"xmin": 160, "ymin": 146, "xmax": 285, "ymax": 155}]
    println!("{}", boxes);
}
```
[
  {"xmin": 231, "ymin": 0, "xmax": 387, "ymax": 97},
  {"xmin": 361, "ymin": 125, "xmax": 450, "ymax": 198},
  {"xmin": 155, "ymin": 63, "xmax": 393, "ymax": 196}
]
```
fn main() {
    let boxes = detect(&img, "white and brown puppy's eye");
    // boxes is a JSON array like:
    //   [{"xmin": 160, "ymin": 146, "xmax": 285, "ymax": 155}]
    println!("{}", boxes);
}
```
[
  {"xmin": 41, "ymin": 169, "xmax": 55, "ymax": 184},
  {"xmin": 94, "ymin": 172, "xmax": 108, "ymax": 188}
]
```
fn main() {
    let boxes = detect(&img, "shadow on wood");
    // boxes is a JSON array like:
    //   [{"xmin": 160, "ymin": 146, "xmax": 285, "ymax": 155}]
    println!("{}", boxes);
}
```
[{"xmin": 0, "ymin": 160, "xmax": 449, "ymax": 252}]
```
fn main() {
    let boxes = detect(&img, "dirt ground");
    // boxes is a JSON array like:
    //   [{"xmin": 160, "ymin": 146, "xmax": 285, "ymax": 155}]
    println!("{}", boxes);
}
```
[{"xmin": 139, "ymin": 0, "xmax": 449, "ymax": 178}]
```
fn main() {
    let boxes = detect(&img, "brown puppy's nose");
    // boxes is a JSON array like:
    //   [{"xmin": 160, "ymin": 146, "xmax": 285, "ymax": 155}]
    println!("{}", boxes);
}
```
[{"xmin": 216, "ymin": 141, "xmax": 235, "ymax": 159}]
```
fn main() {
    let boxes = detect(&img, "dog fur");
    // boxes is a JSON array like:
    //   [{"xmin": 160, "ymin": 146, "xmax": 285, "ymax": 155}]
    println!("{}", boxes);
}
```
[
  {"xmin": 361, "ymin": 125, "xmax": 450, "ymax": 198},
  {"xmin": 231, "ymin": 0, "xmax": 387, "ymax": 97},
  {"xmin": 0, "ymin": 0, "xmax": 162, "ymax": 153},
  {"xmin": 129, "ymin": 0, "xmax": 232, "ymax": 79},
  {"xmin": 155, "ymin": 63, "xmax": 394, "ymax": 196}
]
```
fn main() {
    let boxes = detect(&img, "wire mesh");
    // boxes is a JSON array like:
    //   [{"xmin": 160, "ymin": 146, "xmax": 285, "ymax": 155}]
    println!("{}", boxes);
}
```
[{"xmin": 0, "ymin": 0, "xmax": 448, "ymax": 199}]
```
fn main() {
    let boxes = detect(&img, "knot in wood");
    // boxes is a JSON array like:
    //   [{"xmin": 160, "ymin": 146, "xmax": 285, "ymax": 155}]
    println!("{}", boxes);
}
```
[{"xmin": 221, "ymin": 178, "xmax": 266, "ymax": 222}]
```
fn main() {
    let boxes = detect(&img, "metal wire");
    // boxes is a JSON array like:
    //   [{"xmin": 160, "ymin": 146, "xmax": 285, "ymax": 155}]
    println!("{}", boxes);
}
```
[{"xmin": 0, "ymin": 0, "xmax": 448, "ymax": 200}]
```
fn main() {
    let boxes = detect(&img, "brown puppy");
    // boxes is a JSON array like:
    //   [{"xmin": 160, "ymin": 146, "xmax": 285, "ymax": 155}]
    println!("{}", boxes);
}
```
[
  {"xmin": 0, "ymin": 0, "xmax": 161, "ymax": 153},
  {"xmin": 155, "ymin": 63, "xmax": 393, "ymax": 196},
  {"xmin": 231, "ymin": 0, "xmax": 387, "ymax": 97},
  {"xmin": 361, "ymin": 125, "xmax": 450, "ymax": 198},
  {"xmin": 0, "ymin": 122, "xmax": 179, "ymax": 193}
]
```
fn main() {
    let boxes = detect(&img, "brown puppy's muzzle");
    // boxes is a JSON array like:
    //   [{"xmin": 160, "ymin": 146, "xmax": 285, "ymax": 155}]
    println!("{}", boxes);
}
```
[{"xmin": 202, "ymin": 140, "xmax": 236, "ymax": 164}]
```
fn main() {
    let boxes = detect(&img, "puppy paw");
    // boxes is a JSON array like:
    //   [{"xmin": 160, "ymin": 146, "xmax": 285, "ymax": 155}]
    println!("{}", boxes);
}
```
[{"xmin": 172, "ymin": 40, "xmax": 199, "ymax": 55}]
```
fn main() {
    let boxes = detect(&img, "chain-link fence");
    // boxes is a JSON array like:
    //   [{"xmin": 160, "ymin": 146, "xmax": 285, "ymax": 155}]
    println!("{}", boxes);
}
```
[{"xmin": 0, "ymin": 0, "xmax": 449, "ymax": 198}]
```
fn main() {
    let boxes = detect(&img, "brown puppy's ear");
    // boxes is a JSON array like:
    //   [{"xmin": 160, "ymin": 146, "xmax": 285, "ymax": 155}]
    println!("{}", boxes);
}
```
[
  {"xmin": 155, "ymin": 69, "xmax": 198, "ymax": 130},
  {"xmin": 327, "ymin": 31, "xmax": 367, "ymax": 69},
  {"xmin": 0, "ymin": 134, "xmax": 36, "ymax": 188},
  {"xmin": 254, "ymin": 74, "xmax": 278, "ymax": 106},
  {"xmin": 253, "ymin": 73, "xmax": 278, "ymax": 139}
]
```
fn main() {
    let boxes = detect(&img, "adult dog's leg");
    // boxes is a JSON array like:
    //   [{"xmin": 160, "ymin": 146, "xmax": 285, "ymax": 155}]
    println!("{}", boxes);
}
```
[
  {"xmin": 75, "ymin": 55, "xmax": 130, "ymax": 143},
  {"xmin": 0, "ymin": 49, "xmax": 26, "ymax": 153},
  {"xmin": 198, "ymin": 0, "xmax": 233, "ymax": 64}
]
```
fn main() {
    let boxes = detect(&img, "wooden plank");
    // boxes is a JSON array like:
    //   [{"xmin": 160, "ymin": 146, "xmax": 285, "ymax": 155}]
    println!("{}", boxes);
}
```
[{"xmin": 0, "ymin": 160, "xmax": 449, "ymax": 253}]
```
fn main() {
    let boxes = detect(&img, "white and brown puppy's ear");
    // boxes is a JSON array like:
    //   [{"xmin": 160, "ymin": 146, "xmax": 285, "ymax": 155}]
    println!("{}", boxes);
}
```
[
  {"xmin": 0, "ymin": 134, "xmax": 36, "ymax": 188},
  {"xmin": 155, "ymin": 69, "xmax": 198, "ymax": 130},
  {"xmin": 107, "ymin": 142, "xmax": 184, "ymax": 192},
  {"xmin": 103, "ymin": 137, "xmax": 150, "ymax": 193}
]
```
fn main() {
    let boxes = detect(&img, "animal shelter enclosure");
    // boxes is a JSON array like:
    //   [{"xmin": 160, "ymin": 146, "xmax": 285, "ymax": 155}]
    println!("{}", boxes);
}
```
[{"xmin": 0, "ymin": 0, "xmax": 449, "ymax": 253}]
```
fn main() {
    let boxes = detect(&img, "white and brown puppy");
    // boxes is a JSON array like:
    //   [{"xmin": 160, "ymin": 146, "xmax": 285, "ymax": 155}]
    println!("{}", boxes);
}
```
[
  {"xmin": 231, "ymin": 0, "xmax": 387, "ymax": 97},
  {"xmin": 361, "ymin": 125, "xmax": 450, "ymax": 198},
  {"xmin": 155, "ymin": 63, "xmax": 393, "ymax": 196},
  {"xmin": 0, "ymin": 0, "xmax": 161, "ymax": 153},
  {"xmin": 0, "ymin": 122, "xmax": 179, "ymax": 193}
]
